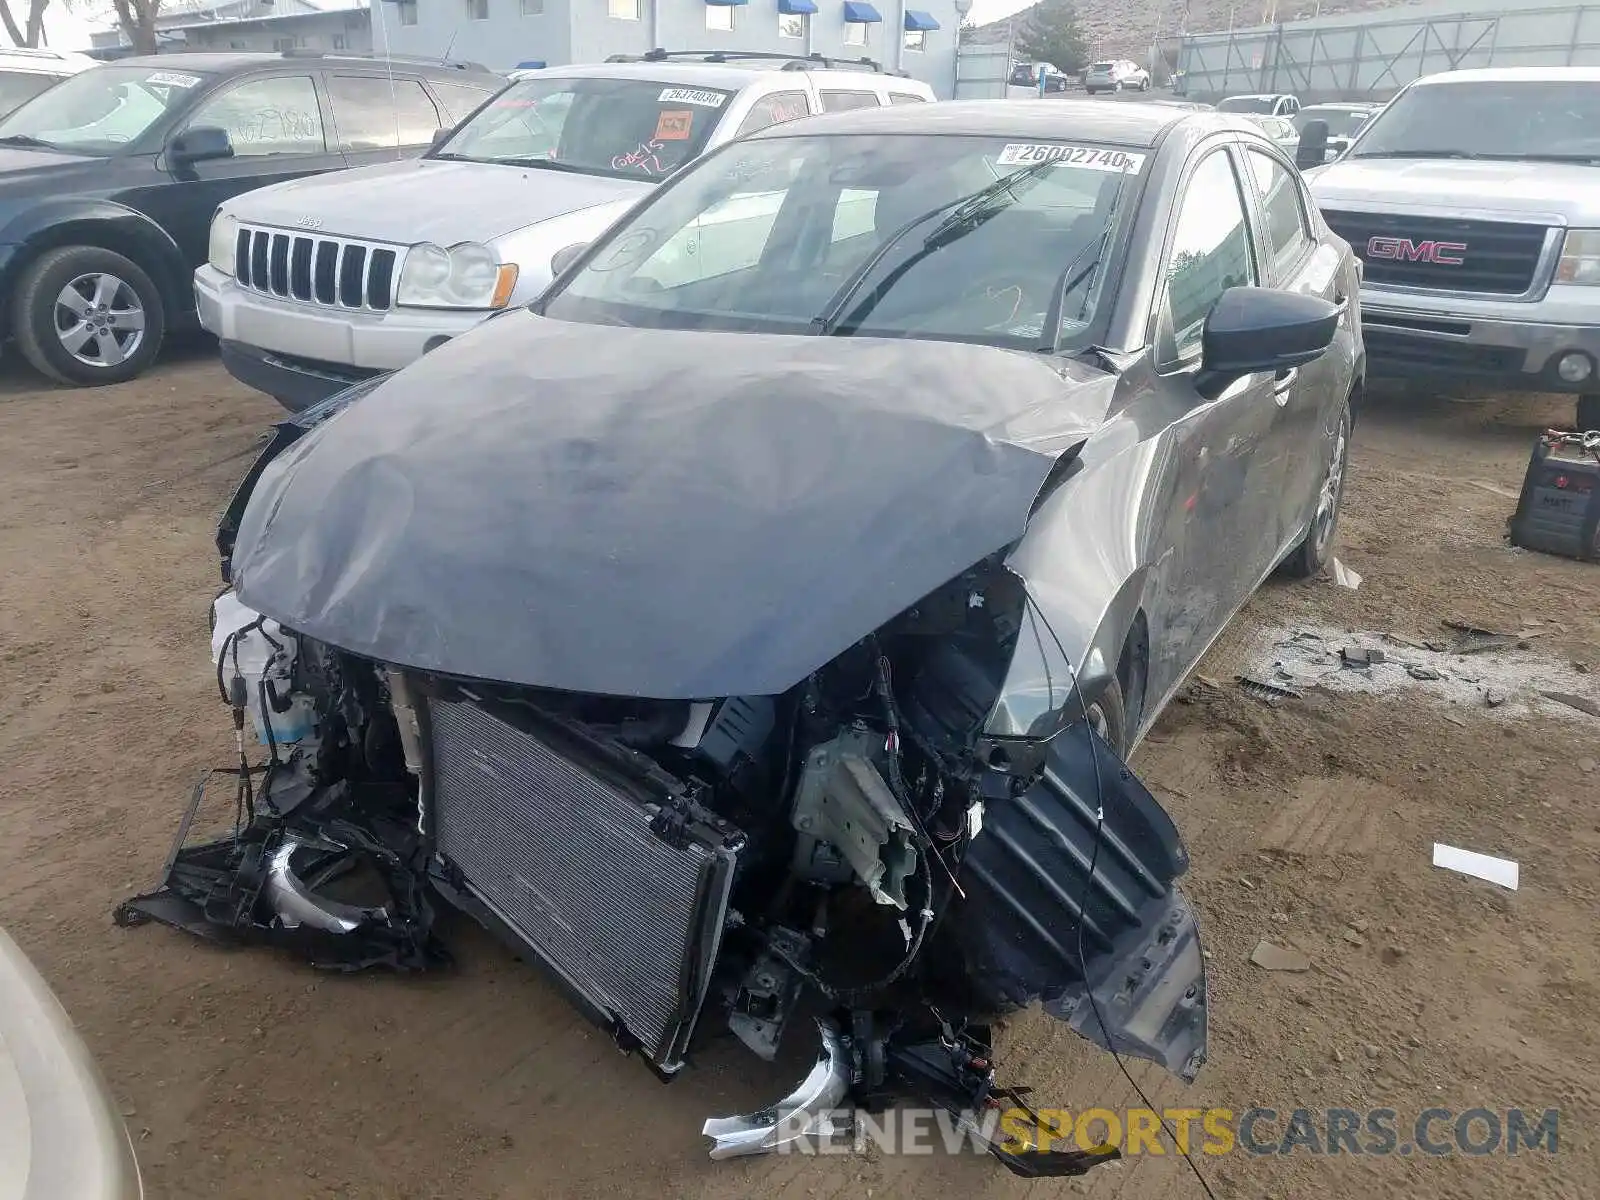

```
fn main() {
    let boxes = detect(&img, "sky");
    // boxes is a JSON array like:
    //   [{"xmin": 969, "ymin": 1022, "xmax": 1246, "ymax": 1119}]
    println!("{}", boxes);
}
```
[{"xmin": 966, "ymin": 0, "xmax": 1035, "ymax": 26}]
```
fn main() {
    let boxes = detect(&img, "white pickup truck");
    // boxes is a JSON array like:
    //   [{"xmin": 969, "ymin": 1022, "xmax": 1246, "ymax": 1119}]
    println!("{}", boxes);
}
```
[{"xmin": 1308, "ymin": 67, "xmax": 1600, "ymax": 428}]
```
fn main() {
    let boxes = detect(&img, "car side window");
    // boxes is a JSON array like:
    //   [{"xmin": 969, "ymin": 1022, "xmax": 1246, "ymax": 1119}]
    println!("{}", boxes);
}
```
[
  {"xmin": 327, "ymin": 75, "xmax": 442, "ymax": 149},
  {"xmin": 819, "ymin": 90, "xmax": 879, "ymax": 112},
  {"xmin": 187, "ymin": 75, "xmax": 325, "ymax": 156},
  {"xmin": 429, "ymin": 81, "xmax": 495, "ymax": 124},
  {"xmin": 1160, "ymin": 148, "xmax": 1258, "ymax": 367},
  {"xmin": 888, "ymin": 92, "xmax": 927, "ymax": 105},
  {"xmin": 734, "ymin": 90, "xmax": 810, "ymax": 137},
  {"xmin": 1243, "ymin": 147, "xmax": 1313, "ymax": 277}
]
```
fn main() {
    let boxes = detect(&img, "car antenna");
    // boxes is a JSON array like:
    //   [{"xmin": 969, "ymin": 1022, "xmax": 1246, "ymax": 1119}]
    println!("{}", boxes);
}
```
[{"xmin": 372, "ymin": 0, "xmax": 406, "ymax": 158}]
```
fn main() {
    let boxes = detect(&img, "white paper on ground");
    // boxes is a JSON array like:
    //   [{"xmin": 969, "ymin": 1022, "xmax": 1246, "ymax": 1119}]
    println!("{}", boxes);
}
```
[
  {"xmin": 1432, "ymin": 843, "xmax": 1519, "ymax": 890},
  {"xmin": 1332, "ymin": 558, "xmax": 1363, "ymax": 590}
]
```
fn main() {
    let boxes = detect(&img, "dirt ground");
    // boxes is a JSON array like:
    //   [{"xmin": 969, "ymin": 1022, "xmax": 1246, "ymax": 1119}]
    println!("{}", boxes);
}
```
[{"xmin": 1, "ymin": 350, "xmax": 1596, "ymax": 1200}]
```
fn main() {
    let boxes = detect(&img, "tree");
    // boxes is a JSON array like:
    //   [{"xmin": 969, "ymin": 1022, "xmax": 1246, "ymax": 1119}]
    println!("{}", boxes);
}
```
[
  {"xmin": 0, "ymin": 0, "xmax": 52, "ymax": 48},
  {"xmin": 1012, "ymin": 0, "xmax": 1089, "ymax": 76},
  {"xmin": 112, "ymin": 0, "xmax": 161, "ymax": 52}
]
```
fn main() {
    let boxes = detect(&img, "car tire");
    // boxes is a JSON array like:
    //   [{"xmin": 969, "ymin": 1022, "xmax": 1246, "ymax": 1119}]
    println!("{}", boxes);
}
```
[
  {"xmin": 1578, "ymin": 394, "xmax": 1600, "ymax": 431},
  {"xmin": 1282, "ymin": 397, "xmax": 1352, "ymax": 579},
  {"xmin": 1113, "ymin": 80, "xmax": 1123, "ymax": 92},
  {"xmin": 1139, "ymin": 79, "xmax": 1150, "ymax": 91},
  {"xmin": 12, "ymin": 245, "xmax": 165, "ymax": 387},
  {"xmin": 1082, "ymin": 675, "xmax": 1129, "ymax": 758}
]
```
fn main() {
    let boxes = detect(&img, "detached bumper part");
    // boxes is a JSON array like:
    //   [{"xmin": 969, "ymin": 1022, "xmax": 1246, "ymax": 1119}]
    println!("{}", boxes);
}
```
[{"xmin": 702, "ymin": 1021, "xmax": 852, "ymax": 1159}]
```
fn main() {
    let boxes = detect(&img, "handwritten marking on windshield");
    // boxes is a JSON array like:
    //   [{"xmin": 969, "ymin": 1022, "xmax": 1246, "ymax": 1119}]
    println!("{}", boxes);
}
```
[
  {"xmin": 612, "ymin": 140, "xmax": 666, "ymax": 174},
  {"xmin": 996, "ymin": 143, "xmax": 1146, "ymax": 172}
]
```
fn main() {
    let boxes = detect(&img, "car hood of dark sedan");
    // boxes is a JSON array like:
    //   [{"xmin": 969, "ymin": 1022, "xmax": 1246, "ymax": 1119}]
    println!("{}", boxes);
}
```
[{"xmin": 229, "ymin": 312, "xmax": 1115, "ymax": 698}]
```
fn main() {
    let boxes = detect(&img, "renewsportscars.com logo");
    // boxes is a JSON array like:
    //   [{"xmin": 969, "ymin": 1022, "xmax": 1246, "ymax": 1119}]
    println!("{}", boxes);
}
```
[{"xmin": 774, "ymin": 1106, "xmax": 1560, "ymax": 1159}]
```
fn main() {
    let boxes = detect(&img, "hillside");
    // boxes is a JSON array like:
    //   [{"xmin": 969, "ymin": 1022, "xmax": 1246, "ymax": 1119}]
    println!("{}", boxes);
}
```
[{"xmin": 971, "ymin": 0, "xmax": 1427, "ymax": 61}]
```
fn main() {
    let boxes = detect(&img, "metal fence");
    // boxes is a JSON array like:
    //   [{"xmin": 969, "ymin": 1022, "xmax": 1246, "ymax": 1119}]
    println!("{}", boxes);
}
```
[{"xmin": 1175, "ymin": 2, "xmax": 1600, "ymax": 103}]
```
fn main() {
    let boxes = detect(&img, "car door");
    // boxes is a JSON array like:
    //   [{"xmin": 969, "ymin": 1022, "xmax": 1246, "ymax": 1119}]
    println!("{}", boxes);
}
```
[
  {"xmin": 1141, "ymin": 140, "xmax": 1288, "ymax": 704},
  {"xmin": 148, "ymin": 71, "xmax": 346, "ymax": 269},
  {"xmin": 1240, "ymin": 142, "xmax": 1351, "ymax": 551},
  {"xmin": 325, "ymin": 71, "xmax": 453, "ymax": 168}
]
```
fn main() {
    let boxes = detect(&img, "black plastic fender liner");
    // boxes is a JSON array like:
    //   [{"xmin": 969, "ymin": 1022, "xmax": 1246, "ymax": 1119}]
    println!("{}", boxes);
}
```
[{"xmin": 944, "ymin": 724, "xmax": 1208, "ymax": 1081}]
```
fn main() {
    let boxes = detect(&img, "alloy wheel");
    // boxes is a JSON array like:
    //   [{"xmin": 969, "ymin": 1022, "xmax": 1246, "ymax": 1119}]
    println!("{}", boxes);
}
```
[
  {"xmin": 54, "ymin": 272, "xmax": 146, "ymax": 369},
  {"xmin": 1312, "ymin": 414, "xmax": 1348, "ymax": 556}
]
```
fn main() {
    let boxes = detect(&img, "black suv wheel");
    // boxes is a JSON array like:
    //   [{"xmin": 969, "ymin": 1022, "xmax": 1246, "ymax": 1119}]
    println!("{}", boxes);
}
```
[{"xmin": 13, "ymin": 245, "xmax": 165, "ymax": 386}]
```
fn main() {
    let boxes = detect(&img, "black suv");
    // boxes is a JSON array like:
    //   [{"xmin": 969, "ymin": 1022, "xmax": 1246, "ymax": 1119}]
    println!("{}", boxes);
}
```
[{"xmin": 0, "ymin": 51, "xmax": 504, "ymax": 386}]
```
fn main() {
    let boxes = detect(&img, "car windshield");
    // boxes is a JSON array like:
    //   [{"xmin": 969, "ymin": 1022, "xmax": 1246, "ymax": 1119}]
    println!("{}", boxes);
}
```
[
  {"xmin": 433, "ymin": 76, "xmax": 732, "ymax": 180},
  {"xmin": 0, "ymin": 64, "xmax": 204, "ymax": 153},
  {"xmin": 542, "ymin": 131, "xmax": 1139, "ymax": 348},
  {"xmin": 1350, "ymin": 80, "xmax": 1600, "ymax": 161},
  {"xmin": 1294, "ymin": 107, "xmax": 1372, "ymax": 137},
  {"xmin": 0, "ymin": 70, "xmax": 65, "ymax": 119},
  {"xmin": 1217, "ymin": 96, "xmax": 1277, "ymax": 114}
]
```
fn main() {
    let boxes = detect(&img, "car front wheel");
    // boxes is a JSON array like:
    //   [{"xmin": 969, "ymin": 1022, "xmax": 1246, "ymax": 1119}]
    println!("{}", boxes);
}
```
[
  {"xmin": 12, "ymin": 245, "xmax": 165, "ymax": 387},
  {"xmin": 1282, "ymin": 399, "xmax": 1351, "ymax": 579}
]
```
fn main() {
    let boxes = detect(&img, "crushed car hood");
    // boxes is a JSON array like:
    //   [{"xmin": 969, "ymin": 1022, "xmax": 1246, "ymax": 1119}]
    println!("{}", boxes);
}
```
[
  {"xmin": 222, "ymin": 157, "xmax": 653, "ymax": 245},
  {"xmin": 229, "ymin": 312, "xmax": 1112, "ymax": 698}
]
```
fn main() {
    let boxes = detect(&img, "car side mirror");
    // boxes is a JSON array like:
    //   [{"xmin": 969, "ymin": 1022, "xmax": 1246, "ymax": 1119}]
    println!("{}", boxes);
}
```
[
  {"xmin": 428, "ymin": 126, "xmax": 453, "ymax": 154},
  {"xmin": 1199, "ymin": 286, "xmax": 1339, "ymax": 390},
  {"xmin": 550, "ymin": 242, "xmax": 589, "ymax": 277},
  {"xmin": 1295, "ymin": 119, "xmax": 1329, "ymax": 170},
  {"xmin": 169, "ymin": 125, "xmax": 234, "ymax": 168}
]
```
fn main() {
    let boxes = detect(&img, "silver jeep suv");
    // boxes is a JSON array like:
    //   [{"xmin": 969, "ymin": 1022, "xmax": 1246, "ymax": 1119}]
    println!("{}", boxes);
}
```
[
  {"xmin": 196, "ymin": 52, "xmax": 933, "ymax": 410},
  {"xmin": 1308, "ymin": 67, "xmax": 1600, "ymax": 428}
]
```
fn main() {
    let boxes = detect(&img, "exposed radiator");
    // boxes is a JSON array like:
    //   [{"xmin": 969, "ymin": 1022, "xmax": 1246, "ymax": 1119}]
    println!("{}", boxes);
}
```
[{"xmin": 426, "ymin": 697, "xmax": 739, "ymax": 1070}]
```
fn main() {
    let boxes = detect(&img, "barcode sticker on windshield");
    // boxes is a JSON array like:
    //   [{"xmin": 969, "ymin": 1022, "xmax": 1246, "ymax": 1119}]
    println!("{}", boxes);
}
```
[
  {"xmin": 658, "ymin": 87, "xmax": 726, "ymax": 108},
  {"xmin": 996, "ymin": 143, "xmax": 1146, "ymax": 172},
  {"xmin": 146, "ymin": 71, "xmax": 202, "ymax": 88}
]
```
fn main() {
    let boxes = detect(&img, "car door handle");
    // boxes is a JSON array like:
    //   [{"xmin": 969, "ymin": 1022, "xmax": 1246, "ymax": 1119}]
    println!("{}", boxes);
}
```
[{"xmin": 1272, "ymin": 368, "xmax": 1298, "ymax": 405}]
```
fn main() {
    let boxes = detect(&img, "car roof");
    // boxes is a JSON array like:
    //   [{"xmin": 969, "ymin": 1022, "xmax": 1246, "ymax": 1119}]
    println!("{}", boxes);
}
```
[
  {"xmin": 107, "ymin": 51, "xmax": 498, "ymax": 77},
  {"xmin": 752, "ymin": 98, "xmax": 1235, "ymax": 147},
  {"xmin": 1413, "ymin": 66, "xmax": 1600, "ymax": 84},
  {"xmin": 0, "ymin": 47, "xmax": 94, "ymax": 72},
  {"xmin": 533, "ymin": 59, "xmax": 919, "ymax": 89}
]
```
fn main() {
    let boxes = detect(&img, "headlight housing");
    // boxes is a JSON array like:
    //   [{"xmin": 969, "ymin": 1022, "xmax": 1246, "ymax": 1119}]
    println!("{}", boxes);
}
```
[
  {"xmin": 208, "ymin": 211, "xmax": 239, "ymax": 277},
  {"xmin": 396, "ymin": 241, "xmax": 519, "ymax": 309},
  {"xmin": 1557, "ymin": 230, "xmax": 1600, "ymax": 285}
]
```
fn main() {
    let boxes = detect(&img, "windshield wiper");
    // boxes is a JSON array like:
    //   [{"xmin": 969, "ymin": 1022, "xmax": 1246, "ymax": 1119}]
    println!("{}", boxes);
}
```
[
  {"xmin": 0, "ymin": 134, "xmax": 55, "ymax": 148},
  {"xmin": 811, "ymin": 157, "xmax": 1061, "ymax": 336},
  {"xmin": 431, "ymin": 151, "xmax": 592, "ymax": 173},
  {"xmin": 1470, "ymin": 151, "xmax": 1600, "ymax": 164}
]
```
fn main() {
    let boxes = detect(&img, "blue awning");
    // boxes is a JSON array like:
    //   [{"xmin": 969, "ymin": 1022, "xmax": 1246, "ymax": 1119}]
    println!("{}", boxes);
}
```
[
  {"xmin": 843, "ymin": 1, "xmax": 882, "ymax": 22},
  {"xmin": 903, "ymin": 8, "xmax": 939, "ymax": 30},
  {"xmin": 778, "ymin": 0, "xmax": 817, "ymax": 13}
]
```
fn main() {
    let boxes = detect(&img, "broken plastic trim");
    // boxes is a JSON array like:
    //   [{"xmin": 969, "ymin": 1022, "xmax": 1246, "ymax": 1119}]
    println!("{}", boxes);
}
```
[{"xmin": 702, "ymin": 1020, "xmax": 852, "ymax": 1159}]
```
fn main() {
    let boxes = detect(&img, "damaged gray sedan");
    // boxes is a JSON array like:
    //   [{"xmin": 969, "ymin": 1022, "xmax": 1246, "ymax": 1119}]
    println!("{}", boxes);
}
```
[{"xmin": 119, "ymin": 100, "xmax": 1363, "ymax": 1177}]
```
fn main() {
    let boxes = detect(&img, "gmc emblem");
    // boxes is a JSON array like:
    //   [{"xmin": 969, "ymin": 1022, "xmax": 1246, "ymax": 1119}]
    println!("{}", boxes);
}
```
[{"xmin": 1366, "ymin": 235, "xmax": 1467, "ymax": 265}]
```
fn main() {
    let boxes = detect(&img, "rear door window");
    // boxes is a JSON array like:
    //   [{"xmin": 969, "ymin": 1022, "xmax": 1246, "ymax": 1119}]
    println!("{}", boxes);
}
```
[
  {"xmin": 819, "ymin": 90, "xmax": 880, "ymax": 112},
  {"xmin": 327, "ymin": 75, "xmax": 443, "ymax": 149}
]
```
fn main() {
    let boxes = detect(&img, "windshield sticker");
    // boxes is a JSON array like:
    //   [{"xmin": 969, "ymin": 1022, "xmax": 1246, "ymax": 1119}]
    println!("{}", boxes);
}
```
[
  {"xmin": 996, "ymin": 143, "xmax": 1146, "ymax": 172},
  {"xmin": 658, "ymin": 87, "xmax": 726, "ymax": 108},
  {"xmin": 654, "ymin": 110, "xmax": 695, "ymax": 141},
  {"xmin": 145, "ymin": 71, "xmax": 202, "ymax": 89}
]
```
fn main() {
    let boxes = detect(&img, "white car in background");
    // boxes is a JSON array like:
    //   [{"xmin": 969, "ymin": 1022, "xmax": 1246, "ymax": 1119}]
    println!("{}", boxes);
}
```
[
  {"xmin": 1239, "ymin": 112, "xmax": 1300, "ymax": 155},
  {"xmin": 0, "ymin": 47, "xmax": 95, "ymax": 117},
  {"xmin": 197, "ymin": 51, "xmax": 933, "ymax": 410}
]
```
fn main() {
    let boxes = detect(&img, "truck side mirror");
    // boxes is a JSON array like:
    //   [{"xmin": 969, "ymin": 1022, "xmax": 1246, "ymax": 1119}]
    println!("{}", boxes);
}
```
[
  {"xmin": 170, "ymin": 125, "xmax": 233, "ymax": 168},
  {"xmin": 1295, "ymin": 119, "xmax": 1329, "ymax": 170}
]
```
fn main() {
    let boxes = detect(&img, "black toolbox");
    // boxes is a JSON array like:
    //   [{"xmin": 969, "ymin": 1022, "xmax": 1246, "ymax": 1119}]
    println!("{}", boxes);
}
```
[{"xmin": 1508, "ymin": 430, "xmax": 1600, "ymax": 562}]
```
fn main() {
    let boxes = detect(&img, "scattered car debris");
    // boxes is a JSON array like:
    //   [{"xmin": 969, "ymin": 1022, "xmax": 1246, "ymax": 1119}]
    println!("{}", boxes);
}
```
[
  {"xmin": 1331, "ymin": 558, "xmax": 1363, "ymax": 589},
  {"xmin": 1341, "ymin": 647, "xmax": 1385, "ymax": 668},
  {"xmin": 1485, "ymin": 688, "xmax": 1508, "ymax": 708},
  {"xmin": 1250, "ymin": 941, "xmax": 1312, "ymax": 972},
  {"xmin": 1407, "ymin": 665, "xmax": 1441, "ymax": 681},
  {"xmin": 1236, "ymin": 674, "xmax": 1302, "ymax": 704},
  {"xmin": 1432, "ymin": 844, "xmax": 1519, "ymax": 891},
  {"xmin": 1543, "ymin": 692, "xmax": 1600, "ymax": 718}
]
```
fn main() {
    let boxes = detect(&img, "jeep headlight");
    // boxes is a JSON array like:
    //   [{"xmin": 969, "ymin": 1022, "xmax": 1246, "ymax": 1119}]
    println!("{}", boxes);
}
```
[
  {"xmin": 396, "ymin": 241, "xmax": 519, "ymax": 309},
  {"xmin": 1557, "ymin": 230, "xmax": 1600, "ymax": 285},
  {"xmin": 208, "ymin": 211, "xmax": 239, "ymax": 277}
]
